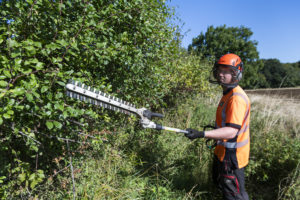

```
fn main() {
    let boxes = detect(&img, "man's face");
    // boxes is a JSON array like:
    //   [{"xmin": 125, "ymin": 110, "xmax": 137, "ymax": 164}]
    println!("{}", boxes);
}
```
[{"xmin": 216, "ymin": 66, "xmax": 233, "ymax": 84}]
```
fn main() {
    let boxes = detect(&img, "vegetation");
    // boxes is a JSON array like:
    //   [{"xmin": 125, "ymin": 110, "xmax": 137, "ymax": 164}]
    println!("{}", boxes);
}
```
[
  {"xmin": 0, "ymin": 0, "xmax": 299, "ymax": 199},
  {"xmin": 258, "ymin": 59, "xmax": 300, "ymax": 88}
]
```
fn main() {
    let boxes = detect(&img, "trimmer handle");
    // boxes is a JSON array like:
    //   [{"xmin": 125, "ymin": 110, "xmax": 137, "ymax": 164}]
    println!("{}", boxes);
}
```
[
  {"xmin": 143, "ymin": 110, "xmax": 164, "ymax": 120},
  {"xmin": 204, "ymin": 125, "xmax": 217, "ymax": 149}
]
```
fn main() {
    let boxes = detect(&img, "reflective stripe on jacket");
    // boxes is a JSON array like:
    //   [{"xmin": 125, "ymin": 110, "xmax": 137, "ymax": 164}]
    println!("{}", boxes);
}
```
[{"xmin": 214, "ymin": 86, "xmax": 250, "ymax": 169}]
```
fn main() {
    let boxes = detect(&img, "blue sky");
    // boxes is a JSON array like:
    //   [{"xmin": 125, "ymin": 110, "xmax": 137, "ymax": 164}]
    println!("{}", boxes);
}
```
[{"xmin": 167, "ymin": 0, "xmax": 300, "ymax": 63}]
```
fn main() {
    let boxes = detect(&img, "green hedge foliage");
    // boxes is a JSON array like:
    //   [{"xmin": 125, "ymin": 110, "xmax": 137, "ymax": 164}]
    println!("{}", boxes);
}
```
[{"xmin": 0, "ymin": 0, "xmax": 212, "ymax": 197}]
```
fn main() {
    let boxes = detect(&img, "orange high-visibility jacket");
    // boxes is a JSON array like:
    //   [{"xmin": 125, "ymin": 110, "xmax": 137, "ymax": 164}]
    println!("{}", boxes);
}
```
[{"xmin": 214, "ymin": 85, "xmax": 250, "ymax": 169}]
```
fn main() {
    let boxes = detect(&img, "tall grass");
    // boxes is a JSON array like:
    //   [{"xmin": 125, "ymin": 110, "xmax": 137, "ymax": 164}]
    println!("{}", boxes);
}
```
[
  {"xmin": 247, "ymin": 94, "xmax": 300, "ymax": 200},
  {"xmin": 34, "ymin": 93, "xmax": 299, "ymax": 199}
]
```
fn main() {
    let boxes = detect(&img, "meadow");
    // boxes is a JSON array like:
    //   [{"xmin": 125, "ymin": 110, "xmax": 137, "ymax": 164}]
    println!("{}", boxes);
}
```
[{"xmin": 18, "ymin": 92, "xmax": 299, "ymax": 200}]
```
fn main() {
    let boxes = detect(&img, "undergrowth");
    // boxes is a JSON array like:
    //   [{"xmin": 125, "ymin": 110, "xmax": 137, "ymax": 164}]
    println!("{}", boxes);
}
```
[{"xmin": 2, "ymin": 93, "xmax": 299, "ymax": 199}]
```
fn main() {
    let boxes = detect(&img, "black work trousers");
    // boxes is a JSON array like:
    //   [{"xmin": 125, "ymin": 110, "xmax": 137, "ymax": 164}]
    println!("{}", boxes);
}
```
[{"xmin": 212, "ymin": 157, "xmax": 249, "ymax": 200}]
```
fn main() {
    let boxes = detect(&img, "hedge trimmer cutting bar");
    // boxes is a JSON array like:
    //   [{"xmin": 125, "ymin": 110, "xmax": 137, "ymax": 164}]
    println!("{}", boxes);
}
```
[{"xmin": 66, "ymin": 80, "xmax": 188, "ymax": 134}]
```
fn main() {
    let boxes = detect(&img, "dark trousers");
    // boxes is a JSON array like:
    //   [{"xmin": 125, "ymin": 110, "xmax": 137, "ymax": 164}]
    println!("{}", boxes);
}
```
[{"xmin": 212, "ymin": 157, "xmax": 249, "ymax": 200}]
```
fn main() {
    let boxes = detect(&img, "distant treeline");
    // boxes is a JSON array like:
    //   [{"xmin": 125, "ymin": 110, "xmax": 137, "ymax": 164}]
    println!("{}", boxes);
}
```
[{"xmin": 258, "ymin": 59, "xmax": 300, "ymax": 88}]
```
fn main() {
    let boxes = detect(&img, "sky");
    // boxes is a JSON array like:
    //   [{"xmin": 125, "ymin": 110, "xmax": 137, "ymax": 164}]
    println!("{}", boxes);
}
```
[{"xmin": 167, "ymin": 0, "xmax": 300, "ymax": 63}]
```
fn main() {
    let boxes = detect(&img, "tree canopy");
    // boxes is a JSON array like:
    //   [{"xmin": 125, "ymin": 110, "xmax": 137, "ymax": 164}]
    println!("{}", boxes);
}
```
[
  {"xmin": 188, "ymin": 25, "xmax": 259, "ymax": 62},
  {"xmin": 260, "ymin": 59, "xmax": 300, "ymax": 88}
]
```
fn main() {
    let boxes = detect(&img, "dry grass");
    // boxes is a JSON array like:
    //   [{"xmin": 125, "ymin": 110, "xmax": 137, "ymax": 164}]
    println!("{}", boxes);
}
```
[{"xmin": 249, "ymin": 93, "xmax": 300, "ymax": 138}]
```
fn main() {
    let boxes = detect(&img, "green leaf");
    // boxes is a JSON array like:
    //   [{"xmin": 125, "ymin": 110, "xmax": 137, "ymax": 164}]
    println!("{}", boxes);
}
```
[
  {"xmin": 18, "ymin": 173, "xmax": 26, "ymax": 182},
  {"xmin": 0, "ymin": 80, "xmax": 8, "ymax": 87},
  {"xmin": 63, "ymin": 111, "xmax": 68, "ymax": 119},
  {"xmin": 54, "ymin": 103, "xmax": 64, "ymax": 111},
  {"xmin": 29, "ymin": 173, "xmax": 35, "ymax": 181},
  {"xmin": 33, "ymin": 91, "xmax": 40, "ymax": 99},
  {"xmin": 57, "ymin": 81, "xmax": 65, "ymax": 86},
  {"xmin": 3, "ymin": 70, "xmax": 11, "ymax": 78},
  {"xmin": 3, "ymin": 113, "xmax": 10, "ymax": 119},
  {"xmin": 46, "ymin": 121, "xmax": 53, "ymax": 130},
  {"xmin": 0, "ymin": 176, "xmax": 5, "ymax": 184},
  {"xmin": 35, "ymin": 62, "xmax": 44, "ymax": 70},
  {"xmin": 24, "ymin": 46, "xmax": 35, "ymax": 51},
  {"xmin": 0, "ymin": 117, "xmax": 3, "ymax": 125},
  {"xmin": 41, "ymin": 86, "xmax": 49, "ymax": 93},
  {"xmin": 7, "ymin": 110, "xmax": 14, "ymax": 115},
  {"xmin": 53, "ymin": 121, "xmax": 62, "ymax": 129},
  {"xmin": 26, "ymin": 93, "xmax": 33, "ymax": 102},
  {"xmin": 57, "ymin": 39, "xmax": 68, "ymax": 47}
]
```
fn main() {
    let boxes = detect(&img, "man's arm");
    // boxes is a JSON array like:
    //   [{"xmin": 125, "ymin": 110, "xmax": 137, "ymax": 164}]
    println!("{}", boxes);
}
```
[{"xmin": 205, "ymin": 127, "xmax": 238, "ymax": 140}]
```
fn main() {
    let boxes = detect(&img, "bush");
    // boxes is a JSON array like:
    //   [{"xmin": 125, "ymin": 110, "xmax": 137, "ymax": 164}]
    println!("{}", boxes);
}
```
[{"xmin": 0, "ymin": 0, "xmax": 184, "ymax": 197}]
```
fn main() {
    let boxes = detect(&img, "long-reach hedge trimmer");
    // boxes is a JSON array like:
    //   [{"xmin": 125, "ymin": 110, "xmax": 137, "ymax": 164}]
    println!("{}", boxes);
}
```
[{"xmin": 65, "ymin": 80, "xmax": 189, "ymax": 134}]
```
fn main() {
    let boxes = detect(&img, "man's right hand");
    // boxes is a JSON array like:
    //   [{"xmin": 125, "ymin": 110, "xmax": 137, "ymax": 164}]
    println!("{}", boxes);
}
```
[{"xmin": 185, "ymin": 128, "xmax": 205, "ymax": 140}]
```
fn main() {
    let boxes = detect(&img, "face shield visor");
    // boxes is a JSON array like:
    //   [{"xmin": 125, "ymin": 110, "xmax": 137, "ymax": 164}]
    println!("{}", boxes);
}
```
[{"xmin": 209, "ymin": 64, "xmax": 242, "ymax": 88}]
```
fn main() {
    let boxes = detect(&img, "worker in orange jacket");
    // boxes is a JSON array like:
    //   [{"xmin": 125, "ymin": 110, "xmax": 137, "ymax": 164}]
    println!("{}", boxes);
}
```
[{"xmin": 185, "ymin": 53, "xmax": 250, "ymax": 200}]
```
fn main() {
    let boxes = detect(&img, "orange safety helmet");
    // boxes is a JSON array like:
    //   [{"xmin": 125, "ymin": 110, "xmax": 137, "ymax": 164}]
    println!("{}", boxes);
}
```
[{"xmin": 211, "ymin": 53, "xmax": 244, "ymax": 86}]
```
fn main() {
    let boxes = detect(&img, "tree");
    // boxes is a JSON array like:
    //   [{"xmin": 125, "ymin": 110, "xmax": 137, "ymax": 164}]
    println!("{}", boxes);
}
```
[
  {"xmin": 188, "ymin": 25, "xmax": 261, "ymax": 89},
  {"xmin": 261, "ymin": 59, "xmax": 300, "ymax": 88},
  {"xmin": 188, "ymin": 25, "xmax": 259, "ymax": 62}
]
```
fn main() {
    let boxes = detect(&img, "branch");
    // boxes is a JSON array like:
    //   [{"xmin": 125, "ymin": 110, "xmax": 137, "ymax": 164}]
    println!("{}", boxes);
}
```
[
  {"xmin": 17, "ymin": 130, "xmax": 41, "ymax": 145},
  {"xmin": 67, "ymin": 140, "xmax": 76, "ymax": 200}
]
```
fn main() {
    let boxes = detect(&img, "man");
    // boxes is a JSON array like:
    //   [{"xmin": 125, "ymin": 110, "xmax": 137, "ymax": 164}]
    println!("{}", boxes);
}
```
[{"xmin": 185, "ymin": 53, "xmax": 250, "ymax": 200}]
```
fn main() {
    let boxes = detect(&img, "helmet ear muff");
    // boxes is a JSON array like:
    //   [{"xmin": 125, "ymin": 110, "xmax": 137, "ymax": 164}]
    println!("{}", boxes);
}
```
[
  {"xmin": 237, "ymin": 71, "xmax": 242, "ymax": 81},
  {"xmin": 235, "ymin": 62, "xmax": 243, "ymax": 81}
]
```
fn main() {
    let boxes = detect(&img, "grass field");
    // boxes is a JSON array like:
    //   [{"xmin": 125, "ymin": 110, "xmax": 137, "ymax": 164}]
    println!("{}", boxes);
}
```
[{"xmin": 246, "ymin": 87, "xmax": 300, "ymax": 101}]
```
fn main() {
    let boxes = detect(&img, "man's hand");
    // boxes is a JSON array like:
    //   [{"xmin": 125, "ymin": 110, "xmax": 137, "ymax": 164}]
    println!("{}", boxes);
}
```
[{"xmin": 185, "ymin": 128, "xmax": 205, "ymax": 140}]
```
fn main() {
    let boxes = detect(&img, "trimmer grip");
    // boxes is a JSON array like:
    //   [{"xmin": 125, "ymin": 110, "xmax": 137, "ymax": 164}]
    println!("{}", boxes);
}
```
[
  {"xmin": 151, "ymin": 112, "xmax": 164, "ymax": 118},
  {"xmin": 143, "ymin": 110, "xmax": 164, "ymax": 119}
]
